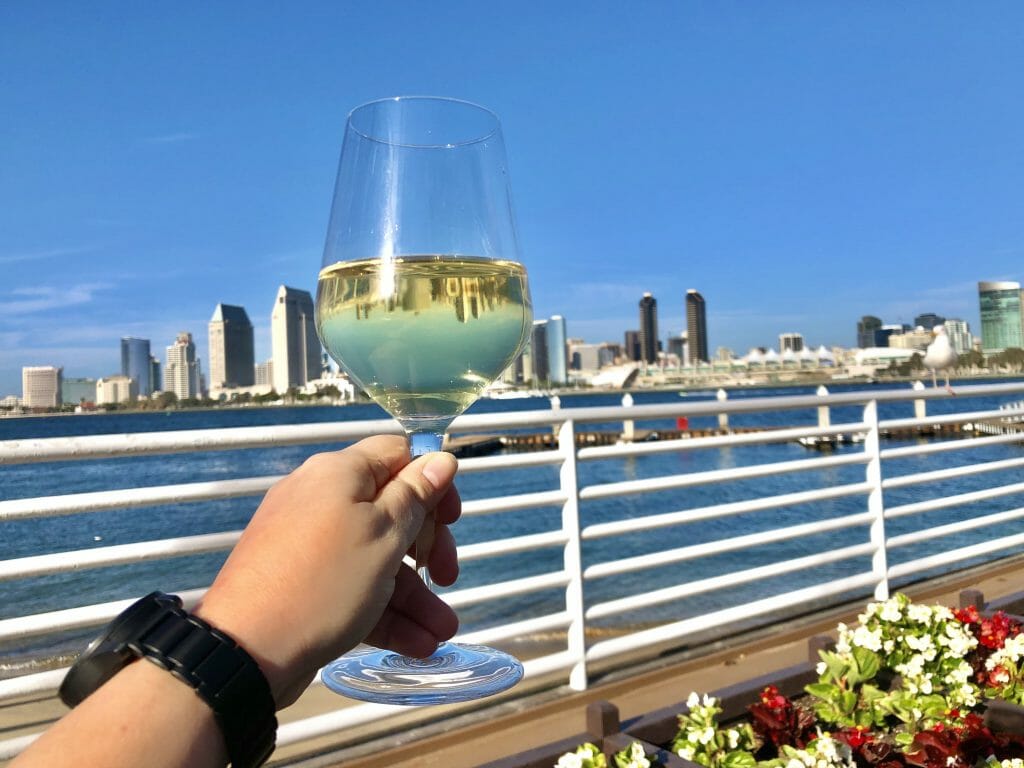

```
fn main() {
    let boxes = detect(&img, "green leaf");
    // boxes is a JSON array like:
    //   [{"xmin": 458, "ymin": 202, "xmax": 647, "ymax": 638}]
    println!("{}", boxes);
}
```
[
  {"xmin": 805, "ymin": 682, "xmax": 840, "ymax": 700},
  {"xmin": 722, "ymin": 751, "xmax": 757, "ymax": 768},
  {"xmin": 850, "ymin": 646, "xmax": 881, "ymax": 683}
]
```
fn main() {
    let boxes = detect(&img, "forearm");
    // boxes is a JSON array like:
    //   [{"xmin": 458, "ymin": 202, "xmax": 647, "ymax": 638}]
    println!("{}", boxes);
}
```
[{"xmin": 11, "ymin": 661, "xmax": 227, "ymax": 768}]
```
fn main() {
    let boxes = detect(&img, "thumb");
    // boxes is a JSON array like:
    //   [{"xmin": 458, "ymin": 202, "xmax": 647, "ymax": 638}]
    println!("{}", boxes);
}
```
[{"xmin": 376, "ymin": 451, "xmax": 458, "ymax": 548}]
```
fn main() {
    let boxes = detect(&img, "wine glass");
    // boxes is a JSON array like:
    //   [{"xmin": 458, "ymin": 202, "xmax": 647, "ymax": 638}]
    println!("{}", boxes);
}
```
[{"xmin": 315, "ymin": 97, "xmax": 532, "ymax": 704}]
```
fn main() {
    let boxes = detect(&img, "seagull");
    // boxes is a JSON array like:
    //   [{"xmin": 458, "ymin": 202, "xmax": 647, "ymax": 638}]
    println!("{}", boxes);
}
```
[{"xmin": 923, "ymin": 325, "xmax": 957, "ymax": 392}]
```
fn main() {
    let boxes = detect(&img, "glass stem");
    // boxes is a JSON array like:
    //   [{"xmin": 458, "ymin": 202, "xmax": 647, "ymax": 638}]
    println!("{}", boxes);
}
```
[{"xmin": 409, "ymin": 431, "xmax": 444, "ymax": 591}]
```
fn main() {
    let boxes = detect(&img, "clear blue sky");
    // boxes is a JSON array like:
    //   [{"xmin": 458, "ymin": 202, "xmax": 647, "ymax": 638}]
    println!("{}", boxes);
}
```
[{"xmin": 3, "ymin": 3, "xmax": 1024, "ymax": 396}]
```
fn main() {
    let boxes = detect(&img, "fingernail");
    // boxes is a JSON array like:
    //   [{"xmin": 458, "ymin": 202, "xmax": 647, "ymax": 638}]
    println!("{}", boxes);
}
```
[{"xmin": 422, "ymin": 453, "xmax": 457, "ymax": 490}]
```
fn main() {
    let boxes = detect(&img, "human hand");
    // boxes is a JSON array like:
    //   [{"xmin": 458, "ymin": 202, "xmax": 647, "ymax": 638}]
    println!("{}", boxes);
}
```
[{"xmin": 193, "ymin": 435, "xmax": 461, "ymax": 708}]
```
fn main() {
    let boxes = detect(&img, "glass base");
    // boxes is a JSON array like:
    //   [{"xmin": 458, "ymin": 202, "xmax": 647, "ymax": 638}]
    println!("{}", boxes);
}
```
[{"xmin": 321, "ymin": 641, "xmax": 524, "ymax": 705}]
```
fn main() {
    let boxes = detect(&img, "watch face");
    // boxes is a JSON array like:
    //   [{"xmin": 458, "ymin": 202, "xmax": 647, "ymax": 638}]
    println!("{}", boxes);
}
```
[{"xmin": 59, "ymin": 593, "xmax": 179, "ymax": 708}]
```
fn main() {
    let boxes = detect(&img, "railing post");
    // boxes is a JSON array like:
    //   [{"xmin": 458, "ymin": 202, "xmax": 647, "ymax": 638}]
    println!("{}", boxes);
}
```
[
  {"xmin": 816, "ymin": 385, "xmax": 830, "ymax": 428},
  {"xmin": 863, "ymin": 399, "xmax": 890, "ymax": 600},
  {"xmin": 716, "ymin": 388, "xmax": 729, "ymax": 431},
  {"xmin": 912, "ymin": 380, "xmax": 926, "ymax": 420},
  {"xmin": 621, "ymin": 393, "xmax": 634, "ymax": 442},
  {"xmin": 557, "ymin": 418, "xmax": 588, "ymax": 690}
]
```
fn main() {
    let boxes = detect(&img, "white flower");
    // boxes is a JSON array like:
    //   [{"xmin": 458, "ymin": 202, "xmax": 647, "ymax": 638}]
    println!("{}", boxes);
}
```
[
  {"xmin": 697, "ymin": 726, "xmax": 715, "ymax": 745},
  {"xmin": 727, "ymin": 729, "xmax": 740, "ymax": 749},
  {"xmin": 879, "ymin": 600, "xmax": 902, "ymax": 622},
  {"xmin": 677, "ymin": 746, "xmax": 696, "ymax": 761},
  {"xmin": 908, "ymin": 603, "xmax": 932, "ymax": 623},
  {"xmin": 851, "ymin": 626, "xmax": 883, "ymax": 652},
  {"xmin": 556, "ymin": 753, "xmax": 583, "ymax": 768},
  {"xmin": 686, "ymin": 691, "xmax": 700, "ymax": 709},
  {"xmin": 578, "ymin": 745, "xmax": 596, "ymax": 760},
  {"xmin": 702, "ymin": 693, "xmax": 717, "ymax": 707},
  {"xmin": 816, "ymin": 661, "xmax": 827, "ymax": 675}
]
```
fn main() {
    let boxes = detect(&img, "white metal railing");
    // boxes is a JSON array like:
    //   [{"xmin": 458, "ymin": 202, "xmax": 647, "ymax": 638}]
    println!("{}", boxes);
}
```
[{"xmin": 4, "ymin": 381, "xmax": 1024, "ymax": 761}]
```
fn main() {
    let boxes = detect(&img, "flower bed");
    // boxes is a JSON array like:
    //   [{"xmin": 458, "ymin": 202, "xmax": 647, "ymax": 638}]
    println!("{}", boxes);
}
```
[{"xmin": 549, "ymin": 591, "xmax": 1024, "ymax": 768}]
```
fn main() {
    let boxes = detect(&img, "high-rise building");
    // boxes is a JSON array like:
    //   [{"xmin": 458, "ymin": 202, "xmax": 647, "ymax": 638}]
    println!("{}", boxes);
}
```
[
  {"xmin": 638, "ymin": 293, "xmax": 658, "ymax": 365},
  {"xmin": 22, "ymin": 366, "xmax": 62, "ymax": 408},
  {"xmin": 254, "ymin": 360, "xmax": 274, "ymax": 388},
  {"xmin": 979, "ymin": 281, "xmax": 1024, "ymax": 353},
  {"xmin": 778, "ymin": 333, "xmax": 804, "ymax": 353},
  {"xmin": 165, "ymin": 332, "xmax": 202, "ymax": 400},
  {"xmin": 121, "ymin": 337, "xmax": 152, "ymax": 396},
  {"xmin": 914, "ymin": 313, "xmax": 945, "ymax": 331},
  {"xmin": 857, "ymin": 316, "xmax": 882, "ymax": 349},
  {"xmin": 208, "ymin": 304, "xmax": 255, "ymax": 389},
  {"xmin": 62, "ymin": 377, "xmax": 96, "ymax": 405},
  {"xmin": 96, "ymin": 375, "xmax": 138, "ymax": 405},
  {"xmin": 944, "ymin": 318, "xmax": 973, "ymax": 355},
  {"xmin": 546, "ymin": 315, "xmax": 568, "ymax": 384},
  {"xmin": 271, "ymin": 286, "xmax": 320, "ymax": 393},
  {"xmin": 150, "ymin": 356, "xmax": 161, "ymax": 393},
  {"xmin": 667, "ymin": 334, "xmax": 686, "ymax": 362},
  {"xmin": 530, "ymin": 320, "xmax": 550, "ymax": 383},
  {"xmin": 686, "ymin": 289, "xmax": 708, "ymax": 364},
  {"xmin": 623, "ymin": 330, "xmax": 641, "ymax": 362}
]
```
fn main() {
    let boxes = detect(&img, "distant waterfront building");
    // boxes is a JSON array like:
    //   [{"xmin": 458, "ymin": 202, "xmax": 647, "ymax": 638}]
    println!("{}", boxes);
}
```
[
  {"xmin": 209, "ymin": 304, "xmax": 255, "ymax": 389},
  {"xmin": 96, "ymin": 375, "xmax": 138, "ymax": 405},
  {"xmin": 914, "ymin": 313, "xmax": 945, "ymax": 331},
  {"xmin": 979, "ymin": 281, "xmax": 1024, "ymax": 353},
  {"xmin": 623, "ymin": 330, "xmax": 641, "ymax": 362},
  {"xmin": 874, "ymin": 324, "xmax": 907, "ymax": 348},
  {"xmin": 22, "ymin": 366, "xmax": 63, "ymax": 408},
  {"xmin": 685, "ymin": 290, "xmax": 708, "ymax": 364},
  {"xmin": 530, "ymin": 320, "xmax": 550, "ymax": 383},
  {"xmin": 150, "ymin": 356, "xmax": 161, "ymax": 393},
  {"xmin": 62, "ymin": 377, "xmax": 97, "ymax": 405},
  {"xmin": 165, "ymin": 332, "xmax": 202, "ymax": 400},
  {"xmin": 856, "ymin": 316, "xmax": 882, "ymax": 349},
  {"xmin": 546, "ymin": 315, "xmax": 568, "ymax": 384},
  {"xmin": 271, "ymin": 286, "xmax": 320, "ymax": 393},
  {"xmin": 778, "ymin": 333, "xmax": 804, "ymax": 353},
  {"xmin": 888, "ymin": 328, "xmax": 932, "ymax": 352},
  {"xmin": 254, "ymin": 360, "xmax": 274, "ymax": 389},
  {"xmin": 638, "ymin": 293, "xmax": 658, "ymax": 365},
  {"xmin": 667, "ymin": 334, "xmax": 686, "ymax": 362},
  {"xmin": 121, "ymin": 337, "xmax": 153, "ymax": 396},
  {"xmin": 944, "ymin": 319, "xmax": 973, "ymax": 355}
]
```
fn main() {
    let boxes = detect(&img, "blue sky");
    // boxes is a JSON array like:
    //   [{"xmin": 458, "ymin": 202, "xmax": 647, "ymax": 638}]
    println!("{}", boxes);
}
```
[{"xmin": 2, "ymin": 3, "xmax": 1024, "ymax": 396}]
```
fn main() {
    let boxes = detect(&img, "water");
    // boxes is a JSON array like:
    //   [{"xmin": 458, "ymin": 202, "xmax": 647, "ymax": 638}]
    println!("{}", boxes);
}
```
[{"xmin": 4, "ymin": 381, "xmax": 1024, "ymax": 675}]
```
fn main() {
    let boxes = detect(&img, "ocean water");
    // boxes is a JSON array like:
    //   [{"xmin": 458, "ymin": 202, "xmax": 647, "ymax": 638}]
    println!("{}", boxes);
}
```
[{"xmin": 4, "ymin": 381, "xmax": 1024, "ymax": 675}]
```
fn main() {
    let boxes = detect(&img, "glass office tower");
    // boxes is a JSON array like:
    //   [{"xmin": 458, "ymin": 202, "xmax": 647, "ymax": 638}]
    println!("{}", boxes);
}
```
[
  {"xmin": 121, "ymin": 337, "xmax": 152, "ymax": 396},
  {"xmin": 978, "ymin": 281, "xmax": 1024, "ymax": 353}
]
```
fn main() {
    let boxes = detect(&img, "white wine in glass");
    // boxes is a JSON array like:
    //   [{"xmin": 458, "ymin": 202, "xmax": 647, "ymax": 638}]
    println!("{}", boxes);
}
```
[{"xmin": 316, "ymin": 97, "xmax": 532, "ymax": 704}]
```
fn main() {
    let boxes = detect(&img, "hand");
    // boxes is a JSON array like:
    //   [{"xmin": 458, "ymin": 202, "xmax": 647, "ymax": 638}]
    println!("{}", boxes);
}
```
[{"xmin": 193, "ymin": 435, "xmax": 461, "ymax": 708}]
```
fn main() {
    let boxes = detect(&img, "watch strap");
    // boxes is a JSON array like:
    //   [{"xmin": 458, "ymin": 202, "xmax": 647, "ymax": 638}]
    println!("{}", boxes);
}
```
[{"xmin": 133, "ymin": 600, "xmax": 277, "ymax": 768}]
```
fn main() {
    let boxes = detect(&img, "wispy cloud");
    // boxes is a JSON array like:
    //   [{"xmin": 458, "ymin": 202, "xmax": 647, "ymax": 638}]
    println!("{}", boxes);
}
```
[
  {"xmin": 0, "ymin": 246, "xmax": 96, "ymax": 265},
  {"xmin": 0, "ymin": 283, "xmax": 112, "ymax": 315},
  {"xmin": 141, "ymin": 132, "xmax": 199, "ymax": 144}
]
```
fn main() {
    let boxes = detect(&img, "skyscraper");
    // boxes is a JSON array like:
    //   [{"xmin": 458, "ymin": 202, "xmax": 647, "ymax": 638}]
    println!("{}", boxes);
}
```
[
  {"xmin": 778, "ymin": 333, "xmax": 804, "ymax": 353},
  {"xmin": 624, "ymin": 330, "xmax": 641, "ymax": 362},
  {"xmin": 978, "ymin": 281, "xmax": 1024, "ymax": 353},
  {"xmin": 546, "ymin": 315, "xmax": 568, "ymax": 384},
  {"xmin": 914, "ymin": 313, "xmax": 945, "ymax": 331},
  {"xmin": 150, "ymin": 356, "xmax": 161, "ymax": 393},
  {"xmin": 121, "ymin": 337, "xmax": 152, "ymax": 396},
  {"xmin": 165, "ymin": 332, "xmax": 201, "ymax": 400},
  {"xmin": 638, "ymin": 293, "xmax": 658, "ymax": 365},
  {"xmin": 208, "ymin": 304, "xmax": 255, "ymax": 389},
  {"xmin": 530, "ymin": 320, "xmax": 550, "ymax": 383},
  {"xmin": 271, "ymin": 286, "xmax": 320, "ymax": 393},
  {"xmin": 22, "ymin": 366, "xmax": 62, "ymax": 408},
  {"xmin": 685, "ymin": 289, "xmax": 708, "ymax": 364},
  {"xmin": 944, "ymin": 318, "xmax": 973, "ymax": 355},
  {"xmin": 857, "ymin": 316, "xmax": 882, "ymax": 349}
]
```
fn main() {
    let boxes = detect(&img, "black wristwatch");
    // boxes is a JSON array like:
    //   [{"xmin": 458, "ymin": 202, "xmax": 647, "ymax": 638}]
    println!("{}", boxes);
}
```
[{"xmin": 60, "ymin": 592, "xmax": 278, "ymax": 768}]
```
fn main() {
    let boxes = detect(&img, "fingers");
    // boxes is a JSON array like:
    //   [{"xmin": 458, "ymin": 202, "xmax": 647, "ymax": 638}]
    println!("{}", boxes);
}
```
[
  {"xmin": 427, "ymin": 525, "xmax": 458, "ymax": 587},
  {"xmin": 336, "ymin": 435, "xmax": 413, "ymax": 500},
  {"xmin": 376, "ymin": 451, "xmax": 459, "ymax": 546},
  {"xmin": 363, "ymin": 564, "xmax": 459, "ymax": 658}
]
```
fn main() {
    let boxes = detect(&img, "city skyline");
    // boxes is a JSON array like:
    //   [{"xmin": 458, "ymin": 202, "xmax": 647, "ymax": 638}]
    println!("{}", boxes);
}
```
[{"xmin": 4, "ymin": 5, "xmax": 1024, "ymax": 396}]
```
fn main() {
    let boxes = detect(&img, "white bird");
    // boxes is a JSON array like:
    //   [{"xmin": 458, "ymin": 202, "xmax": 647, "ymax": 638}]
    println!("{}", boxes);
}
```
[{"xmin": 922, "ymin": 325, "xmax": 958, "ymax": 392}]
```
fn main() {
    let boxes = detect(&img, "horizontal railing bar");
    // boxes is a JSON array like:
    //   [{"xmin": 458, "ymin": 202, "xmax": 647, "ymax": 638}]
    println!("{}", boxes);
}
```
[
  {"xmin": 577, "ymin": 422, "xmax": 868, "ymax": 460},
  {"xmin": 888, "ymin": 506, "xmax": 1024, "ymax": 549},
  {"xmin": 582, "ymin": 482, "xmax": 871, "ymax": 540},
  {"xmin": 579, "ymin": 453, "xmax": 868, "ymax": 501},
  {"xmin": 886, "ymin": 481, "xmax": 1024, "ymax": 520},
  {"xmin": 585, "ymin": 572, "xmax": 879, "ymax": 663},
  {"xmin": 6, "ymin": 381, "xmax": 1023, "ymax": 466},
  {"xmin": 443, "ymin": 571, "xmax": 570, "ymax": 609},
  {"xmin": 0, "ymin": 668, "xmax": 65, "ymax": 700},
  {"xmin": 584, "ymin": 512, "xmax": 875, "ymax": 580},
  {"xmin": 880, "ymin": 431, "xmax": 1024, "ymax": 460},
  {"xmin": 0, "ymin": 477, "xmax": 277, "ymax": 521},
  {"xmin": 0, "ymin": 589, "xmax": 206, "ymax": 643},
  {"xmin": 457, "ymin": 612, "xmax": 572, "ymax": 646},
  {"xmin": 461, "ymin": 490, "xmax": 568, "ymax": 517},
  {"xmin": 880, "ymin": 406, "xmax": 1024, "ymax": 431},
  {"xmin": 0, "ymin": 532, "xmax": 239, "ymax": 582},
  {"xmin": 887, "ymin": 531, "xmax": 1024, "ymax": 580},
  {"xmin": 0, "ymin": 734, "xmax": 38, "ymax": 761},
  {"xmin": 882, "ymin": 456, "xmax": 1024, "ymax": 490},
  {"xmin": 456, "ymin": 450, "xmax": 564, "ymax": 473},
  {"xmin": 586, "ymin": 542, "xmax": 875, "ymax": 620},
  {"xmin": 457, "ymin": 531, "xmax": 568, "ymax": 562}
]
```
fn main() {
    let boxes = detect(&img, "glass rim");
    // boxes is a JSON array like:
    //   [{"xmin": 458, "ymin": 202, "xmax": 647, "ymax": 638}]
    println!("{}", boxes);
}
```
[{"xmin": 345, "ymin": 95, "xmax": 500, "ymax": 148}]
